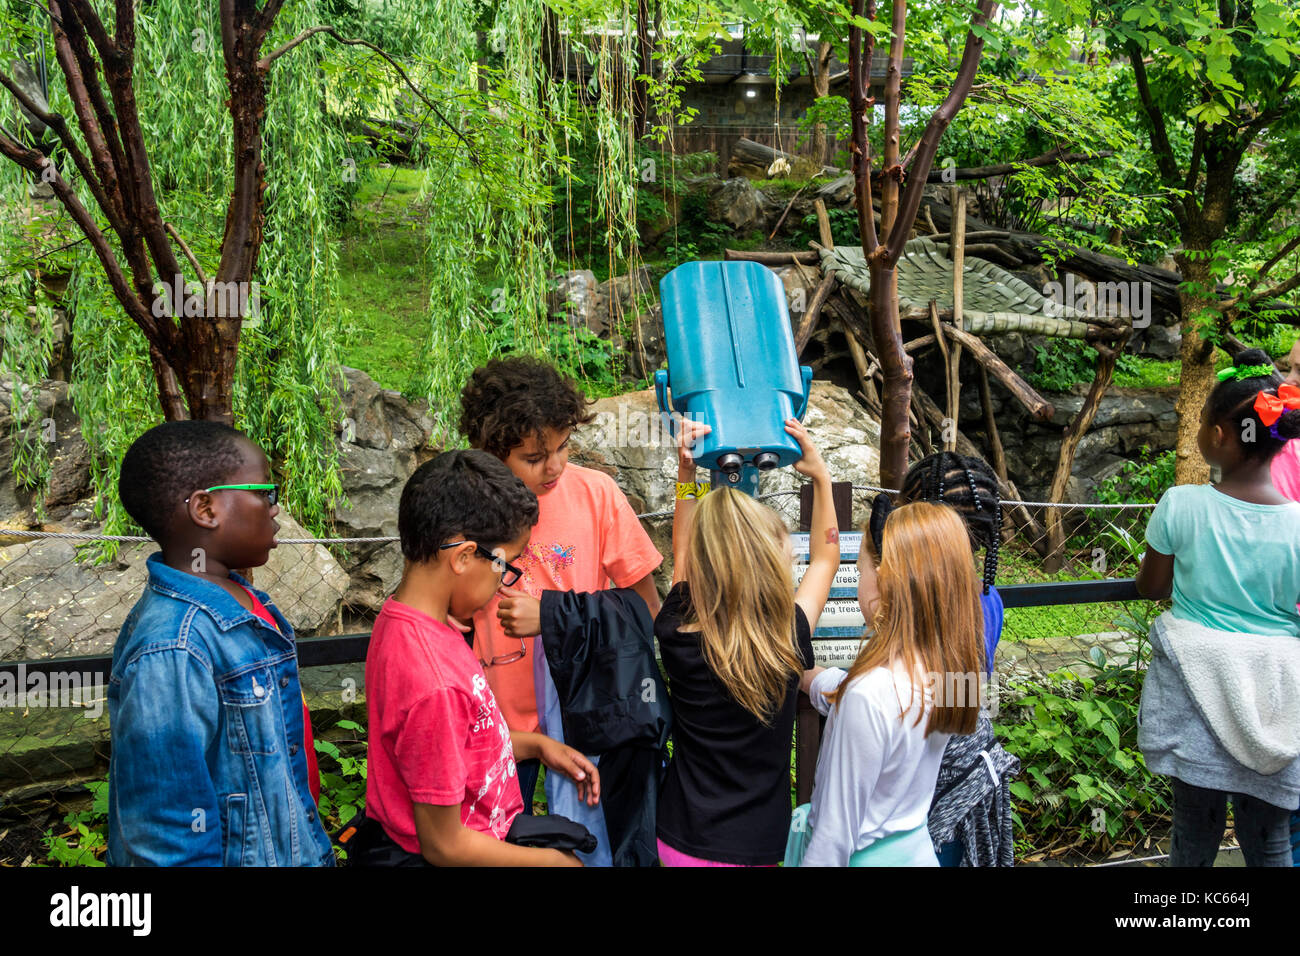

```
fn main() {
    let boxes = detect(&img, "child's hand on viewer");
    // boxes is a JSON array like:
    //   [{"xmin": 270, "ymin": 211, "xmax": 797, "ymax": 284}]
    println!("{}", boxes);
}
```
[
  {"xmin": 496, "ymin": 586, "xmax": 541, "ymax": 637},
  {"xmin": 675, "ymin": 416, "xmax": 712, "ymax": 476},
  {"xmin": 537, "ymin": 736, "xmax": 601, "ymax": 807},
  {"xmin": 785, "ymin": 418, "xmax": 829, "ymax": 481}
]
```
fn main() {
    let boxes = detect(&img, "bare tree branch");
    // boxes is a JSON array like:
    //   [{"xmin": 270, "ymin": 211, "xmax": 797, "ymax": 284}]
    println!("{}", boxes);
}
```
[
  {"xmin": 848, "ymin": 0, "xmax": 879, "ymax": 254},
  {"xmin": 0, "ymin": 69, "xmax": 125, "ymax": 235},
  {"xmin": 165, "ymin": 222, "xmax": 208, "ymax": 286},
  {"xmin": 256, "ymin": 24, "xmax": 480, "ymax": 165},
  {"xmin": 0, "ymin": 124, "xmax": 164, "ymax": 351},
  {"xmin": 885, "ymin": 0, "xmax": 997, "ymax": 264}
]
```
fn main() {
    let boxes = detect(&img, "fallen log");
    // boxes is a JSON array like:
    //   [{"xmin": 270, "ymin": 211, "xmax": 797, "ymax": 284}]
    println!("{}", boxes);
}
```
[
  {"xmin": 728, "ymin": 138, "xmax": 840, "ymax": 179},
  {"xmin": 796, "ymin": 273, "xmax": 838, "ymax": 354},
  {"xmin": 723, "ymin": 248, "xmax": 820, "ymax": 265}
]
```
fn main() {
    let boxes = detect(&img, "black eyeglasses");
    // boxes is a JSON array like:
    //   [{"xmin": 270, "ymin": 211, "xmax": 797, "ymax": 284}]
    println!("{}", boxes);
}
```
[{"xmin": 437, "ymin": 541, "xmax": 523, "ymax": 588}]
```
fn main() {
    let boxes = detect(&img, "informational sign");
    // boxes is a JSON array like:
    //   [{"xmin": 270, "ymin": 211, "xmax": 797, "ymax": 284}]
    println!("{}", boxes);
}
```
[
  {"xmin": 810, "ymin": 638, "xmax": 863, "ymax": 668},
  {"xmin": 791, "ymin": 532, "xmax": 867, "ymax": 646}
]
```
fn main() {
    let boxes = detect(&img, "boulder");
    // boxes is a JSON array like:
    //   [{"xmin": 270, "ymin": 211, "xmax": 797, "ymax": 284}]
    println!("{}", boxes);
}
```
[
  {"xmin": 1131, "ymin": 322, "xmax": 1182, "ymax": 360},
  {"xmin": 0, "ymin": 508, "xmax": 353, "ymax": 662},
  {"xmin": 549, "ymin": 270, "xmax": 602, "ymax": 336},
  {"xmin": 707, "ymin": 177, "xmax": 764, "ymax": 233},
  {"xmin": 0, "ymin": 534, "xmax": 151, "ymax": 661},
  {"xmin": 816, "ymin": 173, "xmax": 855, "ymax": 206},
  {"xmin": 337, "ymin": 366, "xmax": 433, "ymax": 453},
  {"xmin": 254, "ymin": 511, "xmax": 351, "ymax": 635},
  {"xmin": 332, "ymin": 366, "xmax": 435, "ymax": 614},
  {"xmin": 0, "ymin": 376, "xmax": 90, "ymax": 524}
]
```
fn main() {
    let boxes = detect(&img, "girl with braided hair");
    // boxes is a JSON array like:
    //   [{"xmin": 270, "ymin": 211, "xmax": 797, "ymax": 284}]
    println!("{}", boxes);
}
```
[
  {"xmin": 1136, "ymin": 348, "xmax": 1300, "ymax": 867},
  {"xmin": 863, "ymin": 452, "xmax": 1005, "ymax": 676},
  {"xmin": 860, "ymin": 452, "xmax": 1017, "ymax": 866}
]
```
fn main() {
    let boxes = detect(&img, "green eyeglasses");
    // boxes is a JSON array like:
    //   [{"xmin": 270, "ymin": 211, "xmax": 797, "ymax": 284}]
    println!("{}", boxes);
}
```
[{"xmin": 186, "ymin": 483, "xmax": 279, "ymax": 506}]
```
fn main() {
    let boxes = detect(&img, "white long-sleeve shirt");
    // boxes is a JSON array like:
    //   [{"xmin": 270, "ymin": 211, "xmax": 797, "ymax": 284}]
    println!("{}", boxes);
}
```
[{"xmin": 801, "ymin": 664, "xmax": 951, "ymax": 867}]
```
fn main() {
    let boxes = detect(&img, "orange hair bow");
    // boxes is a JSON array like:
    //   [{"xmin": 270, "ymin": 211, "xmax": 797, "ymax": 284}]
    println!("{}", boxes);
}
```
[{"xmin": 1255, "ymin": 383, "xmax": 1300, "ymax": 427}]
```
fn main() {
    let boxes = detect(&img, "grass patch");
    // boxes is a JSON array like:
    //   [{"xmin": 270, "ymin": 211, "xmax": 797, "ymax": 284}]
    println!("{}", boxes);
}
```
[
  {"xmin": 1113, "ymin": 358, "xmax": 1179, "ymax": 388},
  {"xmin": 335, "ymin": 166, "xmax": 431, "ymax": 392},
  {"xmin": 997, "ymin": 550, "xmax": 1130, "ymax": 642}
]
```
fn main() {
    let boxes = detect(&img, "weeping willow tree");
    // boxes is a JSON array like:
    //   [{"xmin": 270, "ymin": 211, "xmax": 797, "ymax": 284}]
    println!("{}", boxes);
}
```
[
  {"xmin": 0, "ymin": 0, "xmax": 730, "ymax": 533},
  {"xmin": 0, "ymin": 0, "xmax": 349, "ymax": 535}
]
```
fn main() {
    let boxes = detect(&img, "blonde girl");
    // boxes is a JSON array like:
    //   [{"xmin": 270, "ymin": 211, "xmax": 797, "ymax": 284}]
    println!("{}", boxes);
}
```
[
  {"xmin": 654, "ymin": 417, "xmax": 838, "ymax": 866},
  {"xmin": 789, "ymin": 502, "xmax": 984, "ymax": 867}
]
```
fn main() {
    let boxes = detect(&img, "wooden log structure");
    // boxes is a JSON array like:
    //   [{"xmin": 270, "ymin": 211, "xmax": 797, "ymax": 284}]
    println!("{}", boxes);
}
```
[
  {"xmin": 1043, "ymin": 331, "xmax": 1131, "ymax": 571},
  {"xmin": 938, "ymin": 322, "xmax": 1054, "ymax": 422}
]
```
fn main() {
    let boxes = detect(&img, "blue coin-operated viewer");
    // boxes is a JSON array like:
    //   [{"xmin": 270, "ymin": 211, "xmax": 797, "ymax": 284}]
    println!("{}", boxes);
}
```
[{"xmin": 655, "ymin": 260, "xmax": 814, "ymax": 494}]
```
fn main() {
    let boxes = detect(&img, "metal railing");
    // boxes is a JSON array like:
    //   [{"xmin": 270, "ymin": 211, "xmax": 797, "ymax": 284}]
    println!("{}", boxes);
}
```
[{"xmin": 0, "ymin": 490, "xmax": 1170, "ymax": 866}]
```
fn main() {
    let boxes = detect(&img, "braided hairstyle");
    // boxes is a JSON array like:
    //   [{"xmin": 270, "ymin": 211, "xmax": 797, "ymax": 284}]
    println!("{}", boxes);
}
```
[
  {"xmin": 870, "ymin": 451, "xmax": 1003, "ymax": 594},
  {"xmin": 1206, "ymin": 348, "xmax": 1300, "ymax": 462}
]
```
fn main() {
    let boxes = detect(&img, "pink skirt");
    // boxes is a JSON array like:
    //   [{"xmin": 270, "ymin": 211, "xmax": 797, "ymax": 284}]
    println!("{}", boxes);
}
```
[{"xmin": 656, "ymin": 838, "xmax": 776, "ymax": 867}]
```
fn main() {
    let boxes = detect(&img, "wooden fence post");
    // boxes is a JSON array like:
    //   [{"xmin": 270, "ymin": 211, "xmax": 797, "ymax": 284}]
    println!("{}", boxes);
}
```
[{"xmin": 794, "ymin": 480, "xmax": 854, "ymax": 805}]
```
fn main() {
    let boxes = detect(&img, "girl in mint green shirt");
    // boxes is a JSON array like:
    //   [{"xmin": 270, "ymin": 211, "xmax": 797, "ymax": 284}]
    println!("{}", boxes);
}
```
[{"xmin": 1136, "ymin": 349, "xmax": 1300, "ymax": 866}]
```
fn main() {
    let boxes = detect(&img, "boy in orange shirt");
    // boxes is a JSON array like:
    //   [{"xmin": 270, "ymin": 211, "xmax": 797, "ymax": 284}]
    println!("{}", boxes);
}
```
[{"xmin": 459, "ymin": 358, "xmax": 662, "ymax": 864}]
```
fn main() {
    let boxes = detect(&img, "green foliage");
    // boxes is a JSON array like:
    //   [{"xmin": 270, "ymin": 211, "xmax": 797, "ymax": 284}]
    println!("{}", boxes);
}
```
[
  {"xmin": 795, "ymin": 205, "xmax": 860, "ymax": 248},
  {"xmin": 1096, "ymin": 446, "xmax": 1176, "ymax": 508},
  {"xmin": 42, "ymin": 779, "xmax": 109, "ymax": 867},
  {"xmin": 1094, "ymin": 444, "xmax": 1172, "ymax": 548},
  {"xmin": 314, "ymin": 719, "xmax": 368, "ymax": 856},
  {"xmin": 996, "ymin": 621, "xmax": 1168, "ymax": 853},
  {"xmin": 498, "ymin": 319, "xmax": 630, "ymax": 398},
  {"xmin": 1027, "ymin": 339, "xmax": 1098, "ymax": 391},
  {"xmin": 1029, "ymin": 339, "xmax": 1179, "ymax": 391}
]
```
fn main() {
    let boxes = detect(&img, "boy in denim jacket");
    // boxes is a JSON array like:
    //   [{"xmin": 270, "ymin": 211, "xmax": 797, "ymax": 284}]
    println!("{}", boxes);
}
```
[{"xmin": 107, "ymin": 421, "xmax": 333, "ymax": 866}]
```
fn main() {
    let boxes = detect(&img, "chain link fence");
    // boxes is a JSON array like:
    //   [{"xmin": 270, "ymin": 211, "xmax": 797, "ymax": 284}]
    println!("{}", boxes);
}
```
[{"xmin": 0, "ymin": 488, "xmax": 1200, "ymax": 867}]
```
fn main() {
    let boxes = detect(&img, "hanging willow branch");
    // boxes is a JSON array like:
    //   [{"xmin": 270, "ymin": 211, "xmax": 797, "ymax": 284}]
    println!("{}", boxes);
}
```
[{"xmin": 0, "ymin": 0, "xmax": 305, "ymax": 421}]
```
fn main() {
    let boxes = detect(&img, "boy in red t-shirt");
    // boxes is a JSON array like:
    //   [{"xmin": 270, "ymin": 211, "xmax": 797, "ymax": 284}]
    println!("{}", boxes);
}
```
[
  {"xmin": 364, "ymin": 450, "xmax": 599, "ymax": 865},
  {"xmin": 459, "ymin": 358, "xmax": 662, "ymax": 861}
]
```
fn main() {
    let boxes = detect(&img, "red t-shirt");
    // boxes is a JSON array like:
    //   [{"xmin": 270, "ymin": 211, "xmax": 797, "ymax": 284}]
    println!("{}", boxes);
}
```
[
  {"xmin": 471, "ymin": 464, "xmax": 663, "ymax": 732},
  {"xmin": 366, "ymin": 598, "xmax": 524, "ymax": 854},
  {"xmin": 241, "ymin": 586, "xmax": 320, "ymax": 805}
]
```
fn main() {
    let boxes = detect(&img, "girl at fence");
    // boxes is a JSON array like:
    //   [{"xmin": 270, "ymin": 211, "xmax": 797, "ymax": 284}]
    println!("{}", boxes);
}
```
[
  {"xmin": 653, "ymin": 417, "xmax": 837, "ymax": 866},
  {"xmin": 1136, "ymin": 348, "xmax": 1300, "ymax": 867},
  {"xmin": 788, "ymin": 502, "xmax": 984, "ymax": 866},
  {"xmin": 872, "ymin": 452, "xmax": 1018, "ymax": 866}
]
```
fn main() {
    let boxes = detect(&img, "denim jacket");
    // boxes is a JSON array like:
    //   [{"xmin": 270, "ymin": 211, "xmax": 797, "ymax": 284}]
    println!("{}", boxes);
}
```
[{"xmin": 107, "ymin": 553, "xmax": 335, "ymax": 866}]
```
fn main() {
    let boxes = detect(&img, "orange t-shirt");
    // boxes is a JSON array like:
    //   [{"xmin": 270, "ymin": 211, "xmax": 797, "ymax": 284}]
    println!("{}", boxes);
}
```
[{"xmin": 471, "ymin": 464, "xmax": 662, "ymax": 733}]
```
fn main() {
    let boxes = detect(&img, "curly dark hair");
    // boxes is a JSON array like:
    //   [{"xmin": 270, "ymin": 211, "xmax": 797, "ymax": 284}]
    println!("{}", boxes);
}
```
[
  {"xmin": 869, "ymin": 451, "xmax": 1003, "ymax": 595},
  {"xmin": 1207, "ymin": 348, "xmax": 1300, "ymax": 462},
  {"xmin": 458, "ymin": 357, "xmax": 595, "ymax": 458},
  {"xmin": 118, "ymin": 421, "xmax": 250, "ymax": 542},
  {"xmin": 398, "ymin": 449, "xmax": 539, "ymax": 564}
]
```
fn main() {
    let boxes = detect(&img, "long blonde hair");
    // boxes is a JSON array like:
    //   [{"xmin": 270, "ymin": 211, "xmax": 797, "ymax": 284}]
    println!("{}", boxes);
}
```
[
  {"xmin": 683, "ymin": 487, "xmax": 804, "ymax": 724},
  {"xmin": 828, "ymin": 501, "xmax": 983, "ymax": 736}
]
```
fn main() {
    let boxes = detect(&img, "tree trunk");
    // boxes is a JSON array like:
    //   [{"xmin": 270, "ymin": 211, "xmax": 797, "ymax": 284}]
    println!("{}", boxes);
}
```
[
  {"xmin": 633, "ymin": 0, "xmax": 652, "ymax": 139},
  {"xmin": 1173, "ymin": 251, "xmax": 1217, "ymax": 485},
  {"xmin": 870, "ymin": 263, "xmax": 912, "ymax": 487},
  {"xmin": 808, "ymin": 41, "xmax": 832, "ymax": 166}
]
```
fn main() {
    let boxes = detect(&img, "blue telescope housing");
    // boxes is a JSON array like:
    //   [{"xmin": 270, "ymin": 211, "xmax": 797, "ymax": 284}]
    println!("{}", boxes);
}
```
[{"xmin": 655, "ymin": 260, "xmax": 814, "ymax": 489}]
